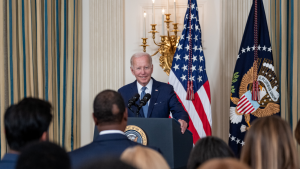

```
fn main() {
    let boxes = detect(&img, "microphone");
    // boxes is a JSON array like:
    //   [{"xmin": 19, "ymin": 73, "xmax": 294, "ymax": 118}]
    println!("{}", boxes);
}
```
[
  {"xmin": 128, "ymin": 93, "xmax": 140, "ymax": 108},
  {"xmin": 139, "ymin": 93, "xmax": 151, "ymax": 107}
]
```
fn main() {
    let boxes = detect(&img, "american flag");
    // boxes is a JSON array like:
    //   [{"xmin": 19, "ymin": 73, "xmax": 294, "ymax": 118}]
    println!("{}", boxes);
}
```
[{"xmin": 168, "ymin": 0, "xmax": 212, "ymax": 144}]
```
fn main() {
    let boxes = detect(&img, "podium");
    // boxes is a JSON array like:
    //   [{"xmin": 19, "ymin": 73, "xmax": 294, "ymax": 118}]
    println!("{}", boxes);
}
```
[{"xmin": 93, "ymin": 118, "xmax": 193, "ymax": 169}]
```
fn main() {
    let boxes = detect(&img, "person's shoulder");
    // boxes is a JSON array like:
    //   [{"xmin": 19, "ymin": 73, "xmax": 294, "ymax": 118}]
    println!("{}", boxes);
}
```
[
  {"xmin": 68, "ymin": 142, "xmax": 106, "ymax": 169},
  {"xmin": 153, "ymin": 79, "xmax": 173, "ymax": 90},
  {"xmin": 0, "ymin": 154, "xmax": 18, "ymax": 169},
  {"xmin": 69, "ymin": 142, "xmax": 97, "ymax": 157},
  {"xmin": 0, "ymin": 162, "xmax": 16, "ymax": 169}
]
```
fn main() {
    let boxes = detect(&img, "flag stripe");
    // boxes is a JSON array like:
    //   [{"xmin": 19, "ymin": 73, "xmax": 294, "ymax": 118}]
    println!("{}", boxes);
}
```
[
  {"xmin": 197, "ymin": 82, "xmax": 212, "ymax": 126},
  {"xmin": 175, "ymin": 93, "xmax": 201, "ymax": 143},
  {"xmin": 170, "ymin": 71, "xmax": 208, "ymax": 138},
  {"xmin": 238, "ymin": 101, "xmax": 251, "ymax": 113},
  {"xmin": 203, "ymin": 80, "xmax": 211, "ymax": 103},
  {"xmin": 237, "ymin": 96, "xmax": 247, "ymax": 106},
  {"xmin": 237, "ymin": 100, "xmax": 247, "ymax": 110},
  {"xmin": 237, "ymin": 96, "xmax": 247, "ymax": 108},
  {"xmin": 243, "ymin": 104, "xmax": 253, "ymax": 114},
  {"xmin": 245, "ymin": 107, "xmax": 255, "ymax": 114},
  {"xmin": 192, "ymin": 92, "xmax": 211, "ymax": 135}
]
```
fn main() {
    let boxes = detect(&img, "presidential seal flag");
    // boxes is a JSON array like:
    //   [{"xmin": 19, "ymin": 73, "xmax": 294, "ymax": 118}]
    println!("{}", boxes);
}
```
[
  {"xmin": 229, "ymin": 0, "xmax": 280, "ymax": 157},
  {"xmin": 169, "ymin": 0, "xmax": 212, "ymax": 144}
]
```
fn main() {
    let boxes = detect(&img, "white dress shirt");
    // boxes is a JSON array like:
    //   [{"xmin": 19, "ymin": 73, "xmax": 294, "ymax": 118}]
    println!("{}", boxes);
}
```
[
  {"xmin": 99, "ymin": 130, "xmax": 125, "ymax": 135},
  {"xmin": 137, "ymin": 79, "xmax": 153, "ymax": 105}
]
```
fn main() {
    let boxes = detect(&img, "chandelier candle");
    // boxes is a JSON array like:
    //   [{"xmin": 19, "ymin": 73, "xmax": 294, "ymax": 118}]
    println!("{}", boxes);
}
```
[
  {"xmin": 174, "ymin": 0, "xmax": 176, "ymax": 23},
  {"xmin": 143, "ymin": 12, "xmax": 146, "ymax": 38},
  {"xmin": 162, "ymin": 9, "xmax": 165, "ymax": 35},
  {"xmin": 152, "ymin": 0, "xmax": 155, "ymax": 24},
  {"xmin": 167, "ymin": 0, "xmax": 169, "ymax": 13}
]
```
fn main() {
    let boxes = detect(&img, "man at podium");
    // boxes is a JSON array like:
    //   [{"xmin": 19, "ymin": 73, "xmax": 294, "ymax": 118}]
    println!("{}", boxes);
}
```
[{"xmin": 118, "ymin": 52, "xmax": 189, "ymax": 134}]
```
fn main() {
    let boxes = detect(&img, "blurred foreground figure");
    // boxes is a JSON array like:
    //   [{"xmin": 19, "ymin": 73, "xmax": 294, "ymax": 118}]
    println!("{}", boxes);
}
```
[
  {"xmin": 121, "ymin": 145, "xmax": 170, "ymax": 169},
  {"xmin": 16, "ymin": 142, "xmax": 70, "ymax": 169},
  {"xmin": 0, "ymin": 98, "xmax": 52, "ymax": 169},
  {"xmin": 294, "ymin": 119, "xmax": 300, "ymax": 145},
  {"xmin": 187, "ymin": 136, "xmax": 235, "ymax": 169},
  {"xmin": 199, "ymin": 158, "xmax": 250, "ymax": 169},
  {"xmin": 78, "ymin": 157, "xmax": 136, "ymax": 169},
  {"xmin": 241, "ymin": 116, "xmax": 298, "ymax": 169}
]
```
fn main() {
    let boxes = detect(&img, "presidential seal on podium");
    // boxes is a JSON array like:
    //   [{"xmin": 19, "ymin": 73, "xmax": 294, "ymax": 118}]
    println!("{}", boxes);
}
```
[{"xmin": 125, "ymin": 125, "xmax": 147, "ymax": 145}]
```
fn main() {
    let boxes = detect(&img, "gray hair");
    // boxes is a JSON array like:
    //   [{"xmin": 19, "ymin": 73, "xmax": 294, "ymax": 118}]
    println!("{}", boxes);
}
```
[{"xmin": 130, "ymin": 52, "xmax": 152, "ymax": 68}]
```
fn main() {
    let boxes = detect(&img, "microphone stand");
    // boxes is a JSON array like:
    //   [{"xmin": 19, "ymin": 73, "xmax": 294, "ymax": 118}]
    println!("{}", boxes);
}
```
[
  {"xmin": 136, "ymin": 106, "xmax": 142, "ymax": 117},
  {"xmin": 129, "ymin": 94, "xmax": 151, "ymax": 117},
  {"xmin": 129, "ymin": 103, "xmax": 140, "ymax": 117}
]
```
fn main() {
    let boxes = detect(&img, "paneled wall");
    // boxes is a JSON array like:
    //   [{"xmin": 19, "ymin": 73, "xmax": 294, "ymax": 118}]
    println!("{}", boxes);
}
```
[
  {"xmin": 81, "ymin": 0, "xmax": 125, "ymax": 146},
  {"xmin": 89, "ymin": 0, "xmax": 125, "ymax": 96},
  {"xmin": 81, "ymin": 0, "xmax": 271, "ymax": 146}
]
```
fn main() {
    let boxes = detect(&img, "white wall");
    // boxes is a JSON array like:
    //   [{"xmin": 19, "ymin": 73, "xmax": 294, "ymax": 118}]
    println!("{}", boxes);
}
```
[
  {"xmin": 81, "ymin": 0, "xmax": 91, "ymax": 146},
  {"xmin": 81, "ymin": 0, "xmax": 125, "ymax": 147}
]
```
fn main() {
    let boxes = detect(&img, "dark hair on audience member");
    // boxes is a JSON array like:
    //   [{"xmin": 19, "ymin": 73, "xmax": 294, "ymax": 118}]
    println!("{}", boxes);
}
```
[
  {"xmin": 16, "ymin": 141, "xmax": 70, "ymax": 169},
  {"xmin": 93, "ymin": 90, "xmax": 125, "ymax": 124},
  {"xmin": 187, "ymin": 136, "xmax": 235, "ymax": 169},
  {"xmin": 241, "ymin": 116, "xmax": 298, "ymax": 169},
  {"xmin": 78, "ymin": 157, "xmax": 136, "ymax": 169},
  {"xmin": 4, "ymin": 98, "xmax": 52, "ymax": 151},
  {"xmin": 295, "ymin": 119, "xmax": 300, "ymax": 145}
]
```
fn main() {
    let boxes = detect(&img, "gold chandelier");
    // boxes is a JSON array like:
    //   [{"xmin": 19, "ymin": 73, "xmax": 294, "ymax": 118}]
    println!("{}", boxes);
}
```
[{"xmin": 141, "ymin": 0, "xmax": 180, "ymax": 76}]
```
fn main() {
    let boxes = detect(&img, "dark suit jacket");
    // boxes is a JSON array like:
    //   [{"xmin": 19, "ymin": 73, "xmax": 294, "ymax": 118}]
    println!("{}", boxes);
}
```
[
  {"xmin": 0, "ymin": 153, "xmax": 18, "ymax": 169},
  {"xmin": 69, "ymin": 133, "xmax": 141, "ymax": 169},
  {"xmin": 118, "ymin": 78, "xmax": 189, "ymax": 123}
]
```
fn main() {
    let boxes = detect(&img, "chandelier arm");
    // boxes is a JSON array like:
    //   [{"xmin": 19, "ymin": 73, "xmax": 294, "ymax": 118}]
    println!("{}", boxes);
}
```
[
  {"xmin": 152, "ymin": 38, "xmax": 161, "ymax": 46},
  {"xmin": 151, "ymin": 50, "xmax": 159, "ymax": 56}
]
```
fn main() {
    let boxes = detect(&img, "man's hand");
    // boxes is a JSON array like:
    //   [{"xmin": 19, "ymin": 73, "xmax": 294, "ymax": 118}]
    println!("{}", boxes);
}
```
[{"xmin": 178, "ymin": 119, "xmax": 188, "ymax": 134}]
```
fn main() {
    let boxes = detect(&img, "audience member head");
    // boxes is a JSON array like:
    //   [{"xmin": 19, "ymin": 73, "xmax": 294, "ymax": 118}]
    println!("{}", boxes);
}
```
[
  {"xmin": 4, "ymin": 98, "xmax": 52, "ymax": 152},
  {"xmin": 78, "ymin": 157, "xmax": 136, "ymax": 169},
  {"xmin": 130, "ymin": 52, "xmax": 153, "ymax": 86},
  {"xmin": 121, "ymin": 145, "xmax": 170, "ymax": 169},
  {"xmin": 93, "ymin": 90, "xmax": 127, "ymax": 131},
  {"xmin": 240, "ymin": 116, "xmax": 298, "ymax": 169},
  {"xmin": 187, "ymin": 136, "xmax": 235, "ymax": 169},
  {"xmin": 16, "ymin": 141, "xmax": 70, "ymax": 169},
  {"xmin": 198, "ymin": 158, "xmax": 251, "ymax": 169},
  {"xmin": 295, "ymin": 119, "xmax": 300, "ymax": 144}
]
